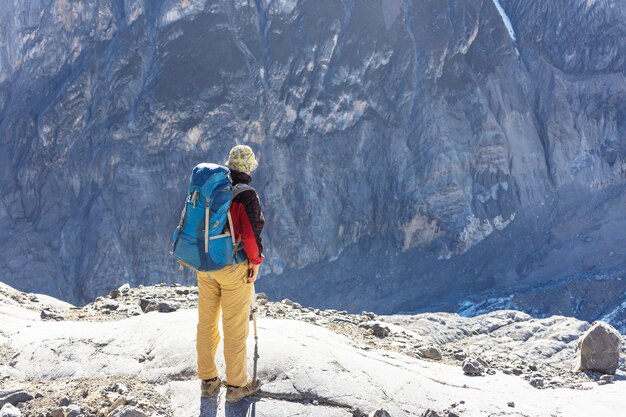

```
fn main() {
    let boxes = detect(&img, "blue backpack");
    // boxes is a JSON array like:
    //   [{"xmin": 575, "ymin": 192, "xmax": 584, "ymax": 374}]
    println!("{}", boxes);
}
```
[{"xmin": 171, "ymin": 163, "xmax": 250, "ymax": 271}]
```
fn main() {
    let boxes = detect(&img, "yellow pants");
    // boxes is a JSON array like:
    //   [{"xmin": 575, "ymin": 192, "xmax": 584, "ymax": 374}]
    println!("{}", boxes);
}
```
[{"xmin": 196, "ymin": 262, "xmax": 253, "ymax": 387}]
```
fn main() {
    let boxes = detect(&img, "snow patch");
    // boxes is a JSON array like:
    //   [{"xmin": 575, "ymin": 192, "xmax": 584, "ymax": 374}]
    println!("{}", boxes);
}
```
[
  {"xmin": 493, "ymin": 213, "xmax": 515, "ymax": 230},
  {"xmin": 459, "ymin": 213, "xmax": 516, "ymax": 250},
  {"xmin": 269, "ymin": 0, "xmax": 298, "ymax": 15},
  {"xmin": 159, "ymin": 0, "xmax": 206, "ymax": 27},
  {"xmin": 366, "ymin": 50, "xmax": 393, "ymax": 70},
  {"xmin": 183, "ymin": 126, "xmax": 203, "ymax": 150},
  {"xmin": 167, "ymin": 28, "xmax": 184, "ymax": 41},
  {"xmin": 458, "ymin": 295, "xmax": 514, "ymax": 316},
  {"xmin": 491, "ymin": 0, "xmax": 516, "ymax": 41},
  {"xmin": 601, "ymin": 291, "xmax": 626, "ymax": 334},
  {"xmin": 124, "ymin": 0, "xmax": 145, "ymax": 25},
  {"xmin": 284, "ymin": 105, "xmax": 297, "ymax": 124}
]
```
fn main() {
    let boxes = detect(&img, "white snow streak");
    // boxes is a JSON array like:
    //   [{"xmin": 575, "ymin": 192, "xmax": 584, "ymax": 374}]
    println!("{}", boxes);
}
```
[{"xmin": 491, "ymin": 0, "xmax": 516, "ymax": 41}]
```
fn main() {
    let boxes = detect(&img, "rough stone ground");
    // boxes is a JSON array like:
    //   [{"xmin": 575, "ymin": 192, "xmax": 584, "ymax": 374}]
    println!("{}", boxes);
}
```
[
  {"xmin": 1, "ymin": 282, "xmax": 625, "ymax": 417},
  {"xmin": 1, "ymin": 376, "xmax": 169, "ymax": 417}
]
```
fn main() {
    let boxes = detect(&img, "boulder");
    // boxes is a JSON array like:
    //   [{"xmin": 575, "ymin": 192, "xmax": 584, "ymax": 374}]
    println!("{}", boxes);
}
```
[
  {"xmin": 40, "ymin": 309, "xmax": 63, "ymax": 321},
  {"xmin": 139, "ymin": 298, "xmax": 158, "ymax": 313},
  {"xmin": 572, "ymin": 322, "xmax": 622, "ymax": 374},
  {"xmin": 0, "ymin": 389, "xmax": 33, "ymax": 408},
  {"xmin": 462, "ymin": 358, "xmax": 483, "ymax": 375}
]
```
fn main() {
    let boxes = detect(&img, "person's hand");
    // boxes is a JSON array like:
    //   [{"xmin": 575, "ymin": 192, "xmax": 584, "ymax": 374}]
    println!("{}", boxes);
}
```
[{"xmin": 247, "ymin": 262, "xmax": 260, "ymax": 283}]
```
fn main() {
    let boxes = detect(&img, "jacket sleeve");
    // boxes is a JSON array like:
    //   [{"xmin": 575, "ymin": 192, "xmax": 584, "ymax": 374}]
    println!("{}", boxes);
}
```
[{"xmin": 236, "ymin": 190, "xmax": 265, "ymax": 265}]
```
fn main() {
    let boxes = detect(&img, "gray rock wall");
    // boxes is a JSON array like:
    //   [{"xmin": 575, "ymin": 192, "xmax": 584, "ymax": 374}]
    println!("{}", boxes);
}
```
[{"xmin": 0, "ymin": 0, "xmax": 624, "ymax": 314}]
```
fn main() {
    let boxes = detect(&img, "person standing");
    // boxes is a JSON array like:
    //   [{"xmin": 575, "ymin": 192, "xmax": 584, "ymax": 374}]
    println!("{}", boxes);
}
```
[{"xmin": 196, "ymin": 145, "xmax": 264, "ymax": 403}]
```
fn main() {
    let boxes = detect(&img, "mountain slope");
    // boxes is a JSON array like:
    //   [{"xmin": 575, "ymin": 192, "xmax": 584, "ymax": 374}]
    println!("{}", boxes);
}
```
[{"xmin": 0, "ymin": 1, "xmax": 624, "ymax": 319}]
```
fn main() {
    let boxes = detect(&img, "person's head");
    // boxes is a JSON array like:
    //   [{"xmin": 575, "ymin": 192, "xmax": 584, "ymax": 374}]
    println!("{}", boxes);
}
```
[{"xmin": 225, "ymin": 145, "xmax": 258, "ymax": 174}]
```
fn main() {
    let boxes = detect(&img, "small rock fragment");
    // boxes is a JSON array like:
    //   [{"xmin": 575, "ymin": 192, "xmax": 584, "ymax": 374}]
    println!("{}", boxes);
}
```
[
  {"xmin": 462, "ymin": 358, "xmax": 483, "ymax": 375},
  {"xmin": 371, "ymin": 409, "xmax": 391, "ymax": 417},
  {"xmin": 139, "ymin": 298, "xmax": 158, "ymax": 313},
  {"xmin": 65, "ymin": 404, "xmax": 81, "ymax": 417},
  {"xmin": 113, "ymin": 383, "xmax": 129, "ymax": 395},
  {"xmin": 418, "ymin": 346, "xmax": 442, "ymax": 361},
  {"xmin": 59, "ymin": 397, "xmax": 71, "ymax": 407},
  {"xmin": 47, "ymin": 407, "xmax": 65, "ymax": 417},
  {"xmin": 102, "ymin": 300, "xmax": 119, "ymax": 311},
  {"xmin": 529, "ymin": 377, "xmax": 544, "ymax": 388},
  {"xmin": 109, "ymin": 396, "xmax": 126, "ymax": 413},
  {"xmin": 108, "ymin": 406, "xmax": 147, "ymax": 417},
  {"xmin": 599, "ymin": 374, "xmax": 614, "ymax": 384},
  {"xmin": 361, "ymin": 311, "xmax": 376, "ymax": 320},
  {"xmin": 359, "ymin": 322, "xmax": 390, "ymax": 338},
  {"xmin": 118, "ymin": 283, "xmax": 131, "ymax": 294},
  {"xmin": 158, "ymin": 301, "xmax": 180, "ymax": 313},
  {"xmin": 420, "ymin": 409, "xmax": 441, "ymax": 417},
  {"xmin": 507, "ymin": 401, "xmax": 515, "ymax": 408},
  {"xmin": 352, "ymin": 408, "xmax": 367, "ymax": 417},
  {"xmin": 281, "ymin": 299, "xmax": 294, "ymax": 307}
]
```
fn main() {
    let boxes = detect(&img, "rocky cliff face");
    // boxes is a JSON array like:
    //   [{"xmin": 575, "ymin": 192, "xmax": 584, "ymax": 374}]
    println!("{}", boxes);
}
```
[{"xmin": 0, "ymin": 1, "xmax": 624, "ymax": 319}]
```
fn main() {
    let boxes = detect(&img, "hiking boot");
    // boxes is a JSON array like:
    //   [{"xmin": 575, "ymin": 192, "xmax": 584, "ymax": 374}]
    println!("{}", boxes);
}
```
[
  {"xmin": 225, "ymin": 378, "xmax": 262, "ymax": 403},
  {"xmin": 201, "ymin": 376, "xmax": 222, "ymax": 397}
]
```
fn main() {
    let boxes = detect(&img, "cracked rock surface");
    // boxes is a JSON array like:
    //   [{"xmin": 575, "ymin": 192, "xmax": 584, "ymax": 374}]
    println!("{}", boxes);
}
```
[{"xmin": 1, "ymin": 282, "xmax": 625, "ymax": 417}]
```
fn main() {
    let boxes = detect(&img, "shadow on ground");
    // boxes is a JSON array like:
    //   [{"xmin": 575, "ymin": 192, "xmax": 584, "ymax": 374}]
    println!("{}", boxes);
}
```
[{"xmin": 200, "ymin": 395, "xmax": 259, "ymax": 417}]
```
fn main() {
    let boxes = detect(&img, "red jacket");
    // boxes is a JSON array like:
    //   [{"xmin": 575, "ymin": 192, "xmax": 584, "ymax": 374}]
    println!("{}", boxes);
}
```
[{"xmin": 230, "ymin": 170, "xmax": 265, "ymax": 265}]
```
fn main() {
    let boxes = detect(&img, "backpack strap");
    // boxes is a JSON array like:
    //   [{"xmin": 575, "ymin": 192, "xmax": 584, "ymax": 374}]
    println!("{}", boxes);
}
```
[
  {"xmin": 205, "ymin": 197, "xmax": 210, "ymax": 253},
  {"xmin": 227, "ymin": 184, "xmax": 256, "ymax": 265},
  {"xmin": 232, "ymin": 183, "xmax": 255, "ymax": 199}
]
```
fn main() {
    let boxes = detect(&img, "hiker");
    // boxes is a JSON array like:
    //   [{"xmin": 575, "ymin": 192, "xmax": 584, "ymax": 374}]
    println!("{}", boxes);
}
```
[{"xmin": 196, "ymin": 145, "xmax": 265, "ymax": 402}]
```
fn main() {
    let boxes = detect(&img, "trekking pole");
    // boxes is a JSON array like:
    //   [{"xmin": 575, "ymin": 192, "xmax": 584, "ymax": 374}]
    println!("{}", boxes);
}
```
[{"xmin": 250, "ymin": 269, "xmax": 260, "ymax": 381}]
